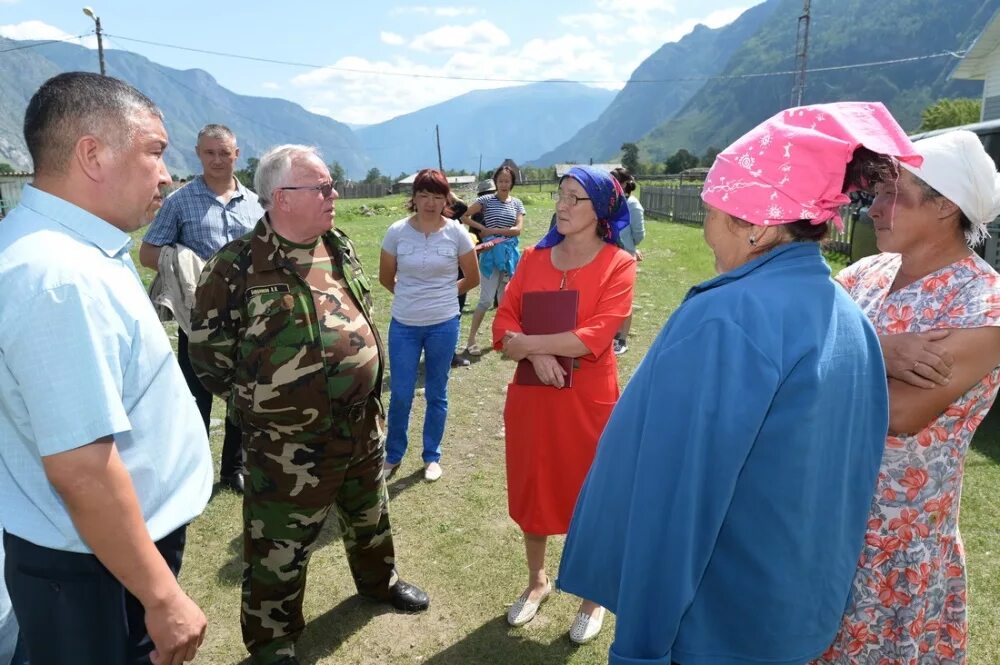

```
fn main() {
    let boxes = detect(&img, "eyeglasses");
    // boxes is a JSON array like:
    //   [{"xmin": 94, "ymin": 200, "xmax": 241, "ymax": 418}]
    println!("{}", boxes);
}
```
[
  {"xmin": 551, "ymin": 191, "xmax": 591, "ymax": 206},
  {"xmin": 279, "ymin": 182, "xmax": 336, "ymax": 198}
]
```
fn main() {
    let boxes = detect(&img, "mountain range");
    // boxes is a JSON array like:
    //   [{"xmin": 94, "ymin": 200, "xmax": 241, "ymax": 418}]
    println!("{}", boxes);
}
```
[
  {"xmin": 357, "ymin": 82, "xmax": 614, "ymax": 177},
  {"xmin": 0, "ymin": 39, "xmax": 614, "ymax": 179},
  {"xmin": 529, "ymin": 0, "xmax": 782, "ymax": 166},
  {"xmin": 634, "ymin": 0, "xmax": 1000, "ymax": 162},
  {"xmin": 0, "ymin": 37, "xmax": 368, "ymax": 177}
]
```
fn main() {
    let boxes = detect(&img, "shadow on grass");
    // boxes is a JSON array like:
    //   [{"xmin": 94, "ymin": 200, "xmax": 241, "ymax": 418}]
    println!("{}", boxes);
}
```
[
  {"xmin": 419, "ymin": 616, "xmax": 580, "ymax": 665},
  {"xmin": 296, "ymin": 596, "xmax": 393, "ymax": 664},
  {"xmin": 387, "ymin": 467, "xmax": 426, "ymax": 500},
  {"xmin": 221, "ymin": 595, "xmax": 396, "ymax": 664},
  {"xmin": 971, "ymin": 405, "xmax": 1000, "ymax": 466}
]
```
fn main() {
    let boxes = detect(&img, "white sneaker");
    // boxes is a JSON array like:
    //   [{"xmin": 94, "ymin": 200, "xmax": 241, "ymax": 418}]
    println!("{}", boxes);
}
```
[
  {"xmin": 506, "ymin": 582, "xmax": 552, "ymax": 627},
  {"xmin": 424, "ymin": 462, "xmax": 442, "ymax": 482},
  {"xmin": 569, "ymin": 607, "xmax": 605, "ymax": 644}
]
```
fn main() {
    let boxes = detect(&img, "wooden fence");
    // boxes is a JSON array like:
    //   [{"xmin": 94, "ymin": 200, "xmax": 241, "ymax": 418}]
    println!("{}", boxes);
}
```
[
  {"xmin": 336, "ymin": 182, "xmax": 391, "ymax": 199},
  {"xmin": 639, "ymin": 185, "xmax": 706, "ymax": 224},
  {"xmin": 640, "ymin": 184, "xmax": 858, "ymax": 256}
]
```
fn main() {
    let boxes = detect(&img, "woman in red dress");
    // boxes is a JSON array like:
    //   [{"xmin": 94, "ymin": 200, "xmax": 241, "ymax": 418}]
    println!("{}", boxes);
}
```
[{"xmin": 492, "ymin": 166, "xmax": 636, "ymax": 644}]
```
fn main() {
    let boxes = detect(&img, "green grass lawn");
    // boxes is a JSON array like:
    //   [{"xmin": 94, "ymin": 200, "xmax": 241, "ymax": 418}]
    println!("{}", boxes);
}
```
[{"xmin": 130, "ymin": 193, "xmax": 1000, "ymax": 664}]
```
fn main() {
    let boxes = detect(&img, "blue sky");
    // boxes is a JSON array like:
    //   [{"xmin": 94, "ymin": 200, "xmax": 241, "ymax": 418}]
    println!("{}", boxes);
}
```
[{"xmin": 3, "ymin": 0, "xmax": 759, "ymax": 126}]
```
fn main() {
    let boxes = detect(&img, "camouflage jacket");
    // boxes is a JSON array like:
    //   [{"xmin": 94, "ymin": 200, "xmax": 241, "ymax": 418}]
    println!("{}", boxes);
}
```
[{"xmin": 188, "ymin": 216, "xmax": 385, "ymax": 439}]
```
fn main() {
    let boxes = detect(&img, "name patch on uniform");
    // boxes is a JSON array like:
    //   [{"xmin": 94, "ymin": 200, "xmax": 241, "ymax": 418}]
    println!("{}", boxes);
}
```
[{"xmin": 245, "ymin": 284, "xmax": 291, "ymax": 302}]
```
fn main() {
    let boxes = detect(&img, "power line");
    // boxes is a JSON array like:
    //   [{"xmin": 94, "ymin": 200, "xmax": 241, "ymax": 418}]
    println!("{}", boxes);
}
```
[
  {"xmin": 102, "ymin": 32, "xmax": 966, "ymax": 84},
  {"xmin": 0, "ymin": 33, "xmax": 91, "ymax": 53}
]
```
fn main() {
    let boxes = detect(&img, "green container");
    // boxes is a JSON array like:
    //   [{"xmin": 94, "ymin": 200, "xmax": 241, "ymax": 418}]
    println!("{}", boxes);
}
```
[{"xmin": 850, "ymin": 207, "xmax": 879, "ymax": 264}]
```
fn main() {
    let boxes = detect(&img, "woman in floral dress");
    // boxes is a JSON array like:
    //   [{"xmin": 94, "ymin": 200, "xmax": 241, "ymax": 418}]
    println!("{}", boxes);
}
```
[{"xmin": 816, "ymin": 130, "xmax": 1000, "ymax": 664}]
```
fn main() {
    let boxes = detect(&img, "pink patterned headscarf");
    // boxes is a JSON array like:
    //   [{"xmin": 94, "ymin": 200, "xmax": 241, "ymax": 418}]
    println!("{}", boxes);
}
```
[{"xmin": 701, "ymin": 102, "xmax": 922, "ymax": 230}]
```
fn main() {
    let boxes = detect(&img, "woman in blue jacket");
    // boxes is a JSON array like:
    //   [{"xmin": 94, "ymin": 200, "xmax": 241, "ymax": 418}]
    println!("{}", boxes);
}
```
[{"xmin": 558, "ymin": 102, "xmax": 920, "ymax": 665}]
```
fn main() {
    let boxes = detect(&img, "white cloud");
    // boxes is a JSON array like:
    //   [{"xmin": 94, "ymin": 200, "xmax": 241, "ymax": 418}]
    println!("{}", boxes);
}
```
[
  {"xmin": 261, "ymin": 81, "xmax": 281, "ymax": 90},
  {"xmin": 409, "ymin": 20, "xmax": 509, "ymax": 53},
  {"xmin": 381, "ymin": 31, "xmax": 405, "ymax": 45},
  {"xmin": 0, "ymin": 20, "xmax": 99, "ymax": 48},
  {"xmin": 595, "ymin": 0, "xmax": 677, "ymax": 15},
  {"xmin": 0, "ymin": 20, "xmax": 74, "ymax": 40},
  {"xmin": 654, "ymin": 5, "xmax": 753, "ymax": 44},
  {"xmin": 390, "ymin": 5, "xmax": 479, "ymax": 17},
  {"xmin": 0, "ymin": 0, "xmax": 21, "ymax": 5},
  {"xmin": 559, "ymin": 13, "xmax": 610, "ymax": 31},
  {"xmin": 435, "ymin": 6, "xmax": 479, "ymax": 17},
  {"xmin": 288, "ymin": 4, "xmax": 753, "ymax": 124},
  {"xmin": 291, "ymin": 51, "xmax": 518, "ymax": 125},
  {"xmin": 290, "ymin": 25, "xmax": 625, "ymax": 124},
  {"xmin": 700, "ymin": 6, "xmax": 752, "ymax": 29}
]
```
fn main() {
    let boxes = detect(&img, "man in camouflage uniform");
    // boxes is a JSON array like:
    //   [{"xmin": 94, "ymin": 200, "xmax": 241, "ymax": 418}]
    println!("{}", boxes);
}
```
[{"xmin": 189, "ymin": 145, "xmax": 429, "ymax": 665}]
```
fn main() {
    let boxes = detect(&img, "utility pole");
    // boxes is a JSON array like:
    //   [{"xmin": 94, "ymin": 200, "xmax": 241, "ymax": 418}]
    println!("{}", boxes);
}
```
[
  {"xmin": 478, "ymin": 153, "xmax": 483, "ymax": 179},
  {"xmin": 435, "ymin": 125, "xmax": 444, "ymax": 172},
  {"xmin": 82, "ymin": 7, "xmax": 106, "ymax": 76},
  {"xmin": 791, "ymin": 0, "xmax": 811, "ymax": 106}
]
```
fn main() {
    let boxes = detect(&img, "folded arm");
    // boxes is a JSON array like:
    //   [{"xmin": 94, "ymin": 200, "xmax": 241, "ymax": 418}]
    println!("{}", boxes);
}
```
[
  {"xmin": 880, "ymin": 329, "xmax": 954, "ymax": 389},
  {"xmin": 888, "ymin": 326, "xmax": 1000, "ymax": 434}
]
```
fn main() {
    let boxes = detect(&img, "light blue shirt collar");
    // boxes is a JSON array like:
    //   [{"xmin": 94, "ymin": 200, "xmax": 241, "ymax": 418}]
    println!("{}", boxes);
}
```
[{"xmin": 18, "ymin": 184, "xmax": 132, "ymax": 258}]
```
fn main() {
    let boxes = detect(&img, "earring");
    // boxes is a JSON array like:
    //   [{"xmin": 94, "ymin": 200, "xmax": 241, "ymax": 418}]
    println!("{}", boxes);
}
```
[{"xmin": 748, "ymin": 235, "xmax": 757, "ymax": 246}]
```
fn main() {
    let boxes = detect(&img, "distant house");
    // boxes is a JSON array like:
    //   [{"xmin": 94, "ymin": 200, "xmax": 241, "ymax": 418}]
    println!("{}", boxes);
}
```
[
  {"xmin": 393, "ymin": 173, "xmax": 477, "ymax": 194},
  {"xmin": 553, "ymin": 163, "xmax": 623, "ymax": 178},
  {"xmin": 952, "ymin": 8, "xmax": 1000, "ymax": 121},
  {"xmin": 0, "ymin": 172, "xmax": 33, "ymax": 218}
]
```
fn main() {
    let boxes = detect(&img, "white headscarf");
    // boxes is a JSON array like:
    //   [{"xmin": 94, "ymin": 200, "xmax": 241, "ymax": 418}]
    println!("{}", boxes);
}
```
[{"xmin": 900, "ymin": 129, "xmax": 1000, "ymax": 246}]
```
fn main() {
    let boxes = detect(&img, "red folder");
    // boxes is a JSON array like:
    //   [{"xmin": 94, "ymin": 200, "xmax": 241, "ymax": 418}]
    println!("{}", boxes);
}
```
[{"xmin": 513, "ymin": 289, "xmax": 579, "ymax": 387}]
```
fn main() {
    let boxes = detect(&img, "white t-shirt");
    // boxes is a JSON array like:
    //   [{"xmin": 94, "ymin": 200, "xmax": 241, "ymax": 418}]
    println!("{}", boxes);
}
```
[{"xmin": 382, "ymin": 216, "xmax": 476, "ymax": 326}]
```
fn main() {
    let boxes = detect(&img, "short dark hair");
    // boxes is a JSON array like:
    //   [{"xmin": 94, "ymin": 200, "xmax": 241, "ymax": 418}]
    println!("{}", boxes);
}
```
[
  {"xmin": 493, "ymin": 165, "xmax": 517, "ymax": 189},
  {"xmin": 407, "ymin": 168, "xmax": 452, "ymax": 213},
  {"xmin": 737, "ymin": 147, "xmax": 901, "ymax": 249},
  {"xmin": 24, "ymin": 72, "xmax": 162, "ymax": 174},
  {"xmin": 197, "ymin": 123, "xmax": 236, "ymax": 144}
]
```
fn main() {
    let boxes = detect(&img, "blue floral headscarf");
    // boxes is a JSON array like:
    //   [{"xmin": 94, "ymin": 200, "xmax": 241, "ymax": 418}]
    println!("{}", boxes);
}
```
[{"xmin": 536, "ymin": 166, "xmax": 631, "ymax": 249}]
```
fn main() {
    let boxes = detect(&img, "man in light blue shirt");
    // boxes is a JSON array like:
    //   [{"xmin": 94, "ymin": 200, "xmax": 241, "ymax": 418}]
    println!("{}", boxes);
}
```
[
  {"xmin": 139, "ymin": 124, "xmax": 263, "ymax": 494},
  {"xmin": 0, "ymin": 72, "xmax": 212, "ymax": 665}
]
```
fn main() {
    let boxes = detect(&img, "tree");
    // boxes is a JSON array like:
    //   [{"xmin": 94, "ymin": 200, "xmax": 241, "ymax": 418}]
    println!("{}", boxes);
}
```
[
  {"xmin": 620, "ymin": 142, "xmax": 640, "ymax": 174},
  {"xmin": 328, "ymin": 161, "xmax": 346, "ymax": 185},
  {"xmin": 0, "ymin": 162, "xmax": 14, "ymax": 175},
  {"xmin": 664, "ymin": 148, "xmax": 699, "ymax": 174},
  {"xmin": 235, "ymin": 157, "xmax": 259, "ymax": 189},
  {"xmin": 919, "ymin": 98, "xmax": 981, "ymax": 131},
  {"xmin": 699, "ymin": 146, "xmax": 722, "ymax": 168},
  {"xmin": 364, "ymin": 167, "xmax": 382, "ymax": 184}
]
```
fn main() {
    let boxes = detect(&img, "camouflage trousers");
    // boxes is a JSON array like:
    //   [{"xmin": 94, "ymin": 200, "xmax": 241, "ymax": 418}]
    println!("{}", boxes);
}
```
[{"xmin": 241, "ymin": 397, "xmax": 396, "ymax": 664}]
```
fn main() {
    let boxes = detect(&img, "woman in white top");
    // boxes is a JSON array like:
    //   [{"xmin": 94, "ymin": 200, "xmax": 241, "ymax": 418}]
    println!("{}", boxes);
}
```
[{"xmin": 379, "ymin": 169, "xmax": 479, "ymax": 482}]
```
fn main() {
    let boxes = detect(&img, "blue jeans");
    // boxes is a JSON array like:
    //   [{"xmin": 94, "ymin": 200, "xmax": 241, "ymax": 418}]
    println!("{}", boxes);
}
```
[{"xmin": 386, "ymin": 316, "xmax": 460, "ymax": 465}]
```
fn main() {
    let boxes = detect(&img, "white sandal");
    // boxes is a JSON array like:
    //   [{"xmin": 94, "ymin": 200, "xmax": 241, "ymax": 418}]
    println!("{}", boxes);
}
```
[
  {"xmin": 569, "ymin": 607, "xmax": 605, "ymax": 644},
  {"xmin": 506, "ymin": 582, "xmax": 552, "ymax": 627}
]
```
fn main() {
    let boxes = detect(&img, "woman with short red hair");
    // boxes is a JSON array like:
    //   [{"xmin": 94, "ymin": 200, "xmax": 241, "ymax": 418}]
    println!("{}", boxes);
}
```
[{"xmin": 379, "ymin": 169, "xmax": 479, "ymax": 482}]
